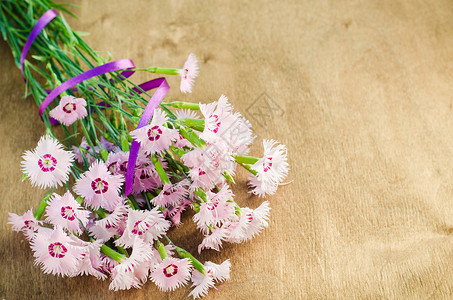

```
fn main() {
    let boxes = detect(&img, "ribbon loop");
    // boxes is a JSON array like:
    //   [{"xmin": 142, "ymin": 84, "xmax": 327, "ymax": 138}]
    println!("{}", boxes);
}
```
[
  {"xmin": 38, "ymin": 59, "xmax": 136, "ymax": 117},
  {"xmin": 125, "ymin": 78, "xmax": 170, "ymax": 196}
]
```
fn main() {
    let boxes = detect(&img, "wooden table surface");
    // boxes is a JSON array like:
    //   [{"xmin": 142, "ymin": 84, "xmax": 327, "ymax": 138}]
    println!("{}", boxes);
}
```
[{"xmin": 2, "ymin": 0, "xmax": 453, "ymax": 299}]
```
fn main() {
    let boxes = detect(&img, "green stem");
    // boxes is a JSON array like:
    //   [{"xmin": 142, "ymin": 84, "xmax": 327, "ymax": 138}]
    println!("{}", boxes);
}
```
[
  {"xmin": 167, "ymin": 101, "xmax": 200, "ymax": 110},
  {"xmin": 33, "ymin": 192, "xmax": 53, "ymax": 220},
  {"xmin": 238, "ymin": 162, "xmax": 258, "ymax": 175},
  {"xmin": 156, "ymin": 240, "xmax": 168, "ymax": 260},
  {"xmin": 127, "ymin": 195, "xmax": 140, "ymax": 210},
  {"xmin": 134, "ymin": 67, "xmax": 180, "ymax": 76},
  {"xmin": 233, "ymin": 155, "xmax": 260, "ymax": 165},
  {"xmin": 100, "ymin": 243, "xmax": 126, "ymax": 263},
  {"xmin": 151, "ymin": 156, "xmax": 171, "ymax": 185},
  {"xmin": 174, "ymin": 246, "xmax": 205, "ymax": 275},
  {"xmin": 179, "ymin": 118, "xmax": 205, "ymax": 132}
]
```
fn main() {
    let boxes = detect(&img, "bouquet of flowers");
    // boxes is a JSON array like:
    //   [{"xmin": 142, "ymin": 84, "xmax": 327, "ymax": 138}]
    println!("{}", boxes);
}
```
[{"xmin": 2, "ymin": 0, "xmax": 289, "ymax": 297}]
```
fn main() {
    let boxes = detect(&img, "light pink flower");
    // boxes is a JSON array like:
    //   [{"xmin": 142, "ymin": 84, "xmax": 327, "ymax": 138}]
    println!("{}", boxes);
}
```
[
  {"xmin": 249, "ymin": 139, "xmax": 289, "ymax": 196},
  {"xmin": 189, "ymin": 260, "xmax": 231, "ymax": 299},
  {"xmin": 109, "ymin": 238, "xmax": 154, "ymax": 291},
  {"xmin": 45, "ymin": 191, "xmax": 89, "ymax": 235},
  {"xmin": 175, "ymin": 109, "xmax": 199, "ymax": 120},
  {"xmin": 150, "ymin": 257, "xmax": 192, "ymax": 292},
  {"xmin": 164, "ymin": 199, "xmax": 192, "ymax": 227},
  {"xmin": 74, "ymin": 161, "xmax": 124, "ymax": 211},
  {"xmin": 247, "ymin": 175, "xmax": 278, "ymax": 197},
  {"xmin": 21, "ymin": 135, "xmax": 74, "ymax": 189},
  {"xmin": 219, "ymin": 112, "xmax": 254, "ymax": 156},
  {"xmin": 179, "ymin": 53, "xmax": 199, "ymax": 93},
  {"xmin": 49, "ymin": 95, "xmax": 87, "ymax": 126},
  {"xmin": 150, "ymin": 244, "xmax": 175, "ymax": 269},
  {"xmin": 8, "ymin": 209, "xmax": 42, "ymax": 240},
  {"xmin": 115, "ymin": 208, "xmax": 170, "ymax": 248},
  {"xmin": 105, "ymin": 150, "xmax": 129, "ymax": 175},
  {"xmin": 130, "ymin": 108, "xmax": 180, "ymax": 155},
  {"xmin": 88, "ymin": 220, "xmax": 123, "ymax": 241},
  {"xmin": 152, "ymin": 180, "xmax": 189, "ymax": 208},
  {"xmin": 30, "ymin": 226, "xmax": 84, "ymax": 276}
]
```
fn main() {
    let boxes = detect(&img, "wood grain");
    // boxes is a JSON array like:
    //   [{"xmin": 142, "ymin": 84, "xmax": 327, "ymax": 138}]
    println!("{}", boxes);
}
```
[{"xmin": 2, "ymin": 0, "xmax": 453, "ymax": 299}]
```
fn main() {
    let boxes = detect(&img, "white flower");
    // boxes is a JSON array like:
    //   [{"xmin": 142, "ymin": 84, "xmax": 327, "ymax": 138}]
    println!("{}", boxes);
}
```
[{"xmin": 21, "ymin": 135, "xmax": 74, "ymax": 189}]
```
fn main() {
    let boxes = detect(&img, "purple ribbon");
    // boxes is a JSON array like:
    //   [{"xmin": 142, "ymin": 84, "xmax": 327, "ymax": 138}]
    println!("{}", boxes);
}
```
[
  {"xmin": 20, "ymin": 9, "xmax": 58, "ymax": 82},
  {"xmin": 125, "ymin": 77, "xmax": 169, "ymax": 196}
]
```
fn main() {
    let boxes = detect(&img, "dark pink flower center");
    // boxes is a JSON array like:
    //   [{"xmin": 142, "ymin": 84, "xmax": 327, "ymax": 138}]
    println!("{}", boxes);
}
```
[
  {"xmin": 183, "ymin": 68, "xmax": 189, "ymax": 80},
  {"xmin": 163, "ymin": 264, "xmax": 178, "ymax": 277},
  {"xmin": 38, "ymin": 154, "xmax": 57, "ymax": 172},
  {"xmin": 163, "ymin": 186, "xmax": 177, "ymax": 196},
  {"xmin": 139, "ymin": 170, "xmax": 150, "ymax": 180},
  {"xmin": 147, "ymin": 125, "xmax": 162, "ymax": 141},
  {"xmin": 60, "ymin": 206, "xmax": 76, "ymax": 221},
  {"xmin": 91, "ymin": 178, "xmax": 109, "ymax": 194},
  {"xmin": 24, "ymin": 220, "xmax": 39, "ymax": 232},
  {"xmin": 199, "ymin": 169, "xmax": 206, "ymax": 176},
  {"xmin": 263, "ymin": 157, "xmax": 273, "ymax": 172},
  {"xmin": 107, "ymin": 162, "xmax": 117, "ymax": 173},
  {"xmin": 62, "ymin": 102, "xmax": 76, "ymax": 113},
  {"xmin": 131, "ymin": 220, "xmax": 149, "ymax": 235},
  {"xmin": 206, "ymin": 201, "xmax": 219, "ymax": 211},
  {"xmin": 119, "ymin": 161, "xmax": 128, "ymax": 173},
  {"xmin": 48, "ymin": 242, "xmax": 68, "ymax": 258},
  {"xmin": 208, "ymin": 114, "xmax": 221, "ymax": 133},
  {"xmin": 246, "ymin": 213, "xmax": 254, "ymax": 223}
]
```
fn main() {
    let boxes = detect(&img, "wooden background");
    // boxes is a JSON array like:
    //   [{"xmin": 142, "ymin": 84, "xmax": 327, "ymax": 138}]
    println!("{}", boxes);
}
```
[{"xmin": 2, "ymin": 0, "xmax": 453, "ymax": 299}]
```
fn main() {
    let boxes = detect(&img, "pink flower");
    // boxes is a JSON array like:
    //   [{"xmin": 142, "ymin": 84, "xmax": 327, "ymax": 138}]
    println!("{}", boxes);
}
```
[
  {"xmin": 199, "ymin": 95, "xmax": 234, "ymax": 142},
  {"xmin": 249, "ymin": 139, "xmax": 289, "ymax": 197},
  {"xmin": 30, "ymin": 226, "xmax": 84, "ymax": 276},
  {"xmin": 237, "ymin": 201, "xmax": 270, "ymax": 241},
  {"xmin": 198, "ymin": 226, "xmax": 229, "ymax": 253},
  {"xmin": 189, "ymin": 260, "xmax": 231, "ymax": 299},
  {"xmin": 96, "ymin": 202, "xmax": 128, "ymax": 229},
  {"xmin": 179, "ymin": 53, "xmax": 199, "ymax": 93},
  {"xmin": 130, "ymin": 108, "xmax": 180, "ymax": 155},
  {"xmin": 45, "ymin": 191, "xmax": 89, "ymax": 235},
  {"xmin": 193, "ymin": 186, "xmax": 235, "ymax": 234},
  {"xmin": 70, "ymin": 238, "xmax": 107, "ymax": 280},
  {"xmin": 225, "ymin": 201, "xmax": 271, "ymax": 243},
  {"xmin": 88, "ymin": 203, "xmax": 128, "ymax": 241},
  {"xmin": 8, "ymin": 209, "xmax": 42, "ymax": 240},
  {"xmin": 182, "ymin": 146, "xmax": 234, "ymax": 190},
  {"xmin": 49, "ymin": 95, "xmax": 87, "ymax": 126},
  {"xmin": 21, "ymin": 135, "xmax": 74, "ymax": 189},
  {"xmin": 109, "ymin": 238, "xmax": 154, "ymax": 291},
  {"xmin": 115, "ymin": 208, "xmax": 170, "ymax": 248},
  {"xmin": 152, "ymin": 180, "xmax": 189, "ymax": 208},
  {"xmin": 74, "ymin": 161, "xmax": 124, "ymax": 211},
  {"xmin": 72, "ymin": 137, "xmax": 98, "ymax": 165},
  {"xmin": 150, "ymin": 257, "xmax": 192, "ymax": 291}
]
